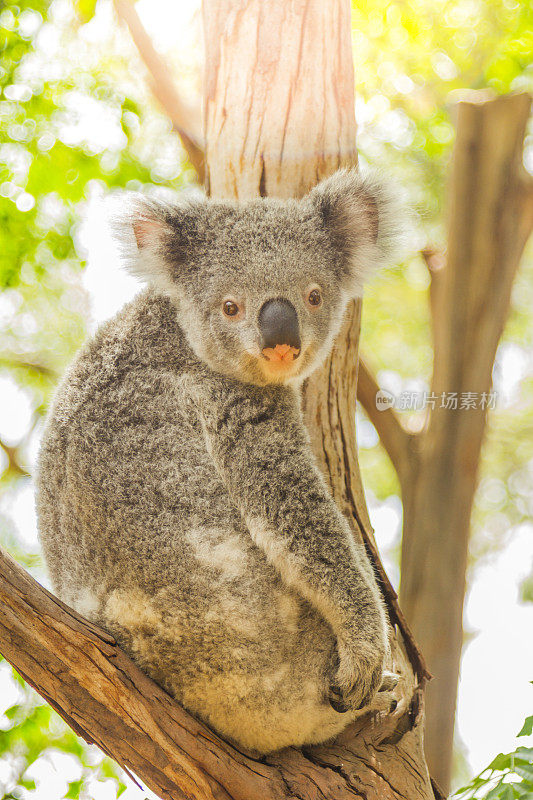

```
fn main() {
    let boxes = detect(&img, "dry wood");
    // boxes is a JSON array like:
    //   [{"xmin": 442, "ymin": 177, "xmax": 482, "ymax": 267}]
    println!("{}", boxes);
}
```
[{"xmin": 204, "ymin": 0, "xmax": 357, "ymax": 199}]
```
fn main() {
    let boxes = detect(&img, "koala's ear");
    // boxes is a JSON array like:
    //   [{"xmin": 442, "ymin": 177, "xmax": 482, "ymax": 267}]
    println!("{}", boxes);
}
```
[
  {"xmin": 308, "ymin": 168, "xmax": 403, "ymax": 296},
  {"xmin": 111, "ymin": 194, "xmax": 203, "ymax": 289}
]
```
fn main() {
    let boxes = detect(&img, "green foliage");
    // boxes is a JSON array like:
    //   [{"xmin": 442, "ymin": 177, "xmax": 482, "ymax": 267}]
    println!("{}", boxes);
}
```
[
  {"xmin": 0, "ymin": 658, "xmax": 126, "ymax": 798},
  {"xmin": 353, "ymin": 0, "xmax": 532, "ymax": 226},
  {"xmin": 74, "ymin": 0, "xmax": 98, "ymax": 24},
  {"xmin": 0, "ymin": 0, "xmax": 157, "ymax": 291},
  {"xmin": 0, "ymin": 0, "xmax": 190, "ymax": 481},
  {"xmin": 454, "ymin": 706, "xmax": 533, "ymax": 799},
  {"xmin": 0, "ymin": 0, "xmax": 190, "ymax": 794},
  {"xmin": 519, "ymin": 719, "xmax": 533, "ymax": 739}
]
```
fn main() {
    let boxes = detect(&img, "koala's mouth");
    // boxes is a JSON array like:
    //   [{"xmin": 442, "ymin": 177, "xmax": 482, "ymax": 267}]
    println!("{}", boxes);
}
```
[
  {"xmin": 261, "ymin": 343, "xmax": 300, "ymax": 364},
  {"xmin": 241, "ymin": 344, "xmax": 308, "ymax": 386}
]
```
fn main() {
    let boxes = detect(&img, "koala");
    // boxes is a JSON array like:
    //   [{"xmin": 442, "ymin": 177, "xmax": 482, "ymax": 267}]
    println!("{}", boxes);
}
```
[{"xmin": 36, "ymin": 168, "xmax": 400, "ymax": 755}]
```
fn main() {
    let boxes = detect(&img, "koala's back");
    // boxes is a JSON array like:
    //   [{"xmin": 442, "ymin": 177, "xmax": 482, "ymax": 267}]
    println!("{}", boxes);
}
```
[{"xmin": 36, "ymin": 290, "xmax": 348, "ymax": 752}]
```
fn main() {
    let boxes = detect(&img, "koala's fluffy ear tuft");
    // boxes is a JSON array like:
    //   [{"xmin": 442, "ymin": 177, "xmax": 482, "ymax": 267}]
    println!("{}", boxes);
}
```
[
  {"xmin": 110, "ymin": 193, "xmax": 202, "ymax": 292},
  {"xmin": 308, "ymin": 168, "xmax": 405, "ymax": 296}
]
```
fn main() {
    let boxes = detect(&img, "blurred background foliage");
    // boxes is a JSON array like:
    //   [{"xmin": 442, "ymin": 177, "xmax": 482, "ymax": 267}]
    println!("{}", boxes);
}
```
[{"xmin": 0, "ymin": 0, "xmax": 531, "ymax": 796}]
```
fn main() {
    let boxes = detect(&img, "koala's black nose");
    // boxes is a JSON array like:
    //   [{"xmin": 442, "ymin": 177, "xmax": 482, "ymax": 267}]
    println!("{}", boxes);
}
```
[{"xmin": 258, "ymin": 298, "xmax": 301, "ymax": 353}]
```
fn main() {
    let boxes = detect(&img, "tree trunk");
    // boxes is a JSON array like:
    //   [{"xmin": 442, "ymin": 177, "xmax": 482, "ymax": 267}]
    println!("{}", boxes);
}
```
[
  {"xmin": 205, "ymin": 1, "xmax": 436, "ymax": 798},
  {"xmin": 399, "ymin": 91, "xmax": 533, "ymax": 793}
]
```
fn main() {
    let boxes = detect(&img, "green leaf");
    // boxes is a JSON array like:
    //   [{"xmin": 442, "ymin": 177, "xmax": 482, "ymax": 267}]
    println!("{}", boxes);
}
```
[
  {"xmin": 489, "ymin": 754, "xmax": 514, "ymax": 771},
  {"xmin": 454, "ymin": 773, "xmax": 492, "ymax": 796},
  {"xmin": 65, "ymin": 778, "xmax": 84, "ymax": 799},
  {"xmin": 500, "ymin": 787, "xmax": 516, "ymax": 800},
  {"xmin": 4, "ymin": 704, "xmax": 21, "ymax": 721},
  {"xmin": 519, "ymin": 718, "xmax": 533, "ymax": 738},
  {"xmin": 75, "ymin": 0, "xmax": 98, "ymax": 23},
  {"xmin": 486, "ymin": 780, "xmax": 506, "ymax": 799},
  {"xmin": 514, "ymin": 766, "xmax": 533, "ymax": 784}
]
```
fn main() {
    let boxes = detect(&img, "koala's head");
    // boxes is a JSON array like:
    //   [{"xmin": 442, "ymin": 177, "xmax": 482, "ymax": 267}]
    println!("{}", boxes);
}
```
[{"xmin": 117, "ymin": 169, "xmax": 401, "ymax": 386}]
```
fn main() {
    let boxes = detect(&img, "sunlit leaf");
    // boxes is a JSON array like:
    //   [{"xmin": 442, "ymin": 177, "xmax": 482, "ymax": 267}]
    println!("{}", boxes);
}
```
[
  {"xmin": 519, "ymin": 718, "xmax": 533, "ymax": 738},
  {"xmin": 65, "ymin": 778, "xmax": 84, "ymax": 799},
  {"xmin": 74, "ymin": 0, "xmax": 98, "ymax": 23}
]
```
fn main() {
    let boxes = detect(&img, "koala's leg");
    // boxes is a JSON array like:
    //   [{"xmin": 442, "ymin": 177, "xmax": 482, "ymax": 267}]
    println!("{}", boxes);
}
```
[
  {"xmin": 189, "ymin": 373, "xmax": 390, "ymax": 717},
  {"xmin": 98, "ymin": 566, "xmax": 359, "ymax": 754}
]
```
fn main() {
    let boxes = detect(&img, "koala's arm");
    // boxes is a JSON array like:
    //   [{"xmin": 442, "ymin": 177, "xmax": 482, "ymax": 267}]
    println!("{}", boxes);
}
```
[{"xmin": 186, "ymin": 370, "xmax": 388, "ymax": 707}]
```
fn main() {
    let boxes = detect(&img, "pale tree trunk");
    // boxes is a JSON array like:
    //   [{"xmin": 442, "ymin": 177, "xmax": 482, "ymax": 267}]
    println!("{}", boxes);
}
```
[
  {"xmin": 358, "ymin": 91, "xmax": 533, "ymax": 793},
  {"xmin": 205, "ymin": 1, "xmax": 436, "ymax": 798}
]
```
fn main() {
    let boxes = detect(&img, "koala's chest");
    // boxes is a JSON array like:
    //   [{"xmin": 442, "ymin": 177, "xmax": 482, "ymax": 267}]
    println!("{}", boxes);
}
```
[{"xmin": 139, "ymin": 398, "xmax": 237, "ymax": 522}]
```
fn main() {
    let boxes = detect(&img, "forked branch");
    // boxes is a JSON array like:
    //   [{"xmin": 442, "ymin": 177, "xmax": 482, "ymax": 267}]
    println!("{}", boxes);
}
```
[{"xmin": 113, "ymin": 0, "xmax": 205, "ymax": 183}]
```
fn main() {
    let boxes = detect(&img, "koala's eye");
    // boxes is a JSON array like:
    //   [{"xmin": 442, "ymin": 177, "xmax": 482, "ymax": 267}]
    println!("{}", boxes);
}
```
[
  {"xmin": 222, "ymin": 300, "xmax": 240, "ymax": 318},
  {"xmin": 307, "ymin": 288, "xmax": 322, "ymax": 308}
]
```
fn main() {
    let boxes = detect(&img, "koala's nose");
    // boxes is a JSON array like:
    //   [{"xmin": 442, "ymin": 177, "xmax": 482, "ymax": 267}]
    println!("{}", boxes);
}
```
[{"xmin": 258, "ymin": 298, "xmax": 301, "ymax": 355}]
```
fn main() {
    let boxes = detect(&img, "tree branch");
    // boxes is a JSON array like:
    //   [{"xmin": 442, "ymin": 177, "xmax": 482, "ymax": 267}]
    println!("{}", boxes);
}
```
[
  {"xmin": 431, "ymin": 91, "xmax": 532, "ymax": 396},
  {"xmin": 0, "ymin": 438, "xmax": 30, "ymax": 479},
  {"xmin": 0, "ymin": 356, "xmax": 57, "ymax": 379},
  {"xmin": 400, "ymin": 90, "xmax": 533, "ymax": 791},
  {"xmin": 356, "ymin": 356, "xmax": 416, "ymax": 488},
  {"xmin": 113, "ymin": 0, "xmax": 205, "ymax": 184},
  {"xmin": 420, "ymin": 248, "xmax": 447, "ymax": 382},
  {"xmin": 0, "ymin": 545, "xmax": 438, "ymax": 800}
]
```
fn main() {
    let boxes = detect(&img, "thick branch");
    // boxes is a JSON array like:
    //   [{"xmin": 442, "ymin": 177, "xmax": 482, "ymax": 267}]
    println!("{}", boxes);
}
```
[
  {"xmin": 431, "ymin": 91, "xmax": 532, "ymax": 395},
  {"xmin": 113, "ymin": 0, "xmax": 205, "ymax": 183},
  {"xmin": 356, "ymin": 356, "xmax": 415, "ymax": 488},
  {"xmin": 401, "ymin": 90, "xmax": 533, "ymax": 791},
  {"xmin": 0, "ymin": 545, "xmax": 436, "ymax": 800}
]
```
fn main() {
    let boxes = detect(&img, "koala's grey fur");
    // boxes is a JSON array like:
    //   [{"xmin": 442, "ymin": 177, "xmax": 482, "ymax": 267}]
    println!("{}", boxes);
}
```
[{"xmin": 36, "ymin": 169, "xmax": 401, "ymax": 754}]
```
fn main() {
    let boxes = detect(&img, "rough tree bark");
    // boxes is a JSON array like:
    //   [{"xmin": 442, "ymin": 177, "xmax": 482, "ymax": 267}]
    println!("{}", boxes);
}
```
[
  {"xmin": 0, "ymin": 1, "xmax": 441, "ymax": 798},
  {"xmin": 357, "ymin": 90, "xmax": 533, "ymax": 792}
]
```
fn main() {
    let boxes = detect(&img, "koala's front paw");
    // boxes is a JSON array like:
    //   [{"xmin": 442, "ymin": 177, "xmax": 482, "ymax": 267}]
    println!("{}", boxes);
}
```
[
  {"xmin": 369, "ymin": 671, "xmax": 401, "ymax": 713},
  {"xmin": 327, "ymin": 639, "xmax": 386, "ymax": 714}
]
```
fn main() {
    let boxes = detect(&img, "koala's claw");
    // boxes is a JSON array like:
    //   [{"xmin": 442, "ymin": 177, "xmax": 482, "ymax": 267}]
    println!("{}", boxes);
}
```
[
  {"xmin": 379, "ymin": 670, "xmax": 400, "ymax": 693},
  {"xmin": 328, "ymin": 684, "xmax": 351, "ymax": 714},
  {"xmin": 369, "ymin": 671, "xmax": 401, "ymax": 713},
  {"xmin": 328, "ymin": 670, "xmax": 401, "ymax": 714}
]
